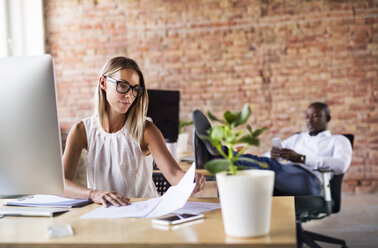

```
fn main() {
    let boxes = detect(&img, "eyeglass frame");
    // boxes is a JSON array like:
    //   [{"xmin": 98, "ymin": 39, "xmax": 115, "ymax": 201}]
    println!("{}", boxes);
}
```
[{"xmin": 104, "ymin": 76, "xmax": 145, "ymax": 97}]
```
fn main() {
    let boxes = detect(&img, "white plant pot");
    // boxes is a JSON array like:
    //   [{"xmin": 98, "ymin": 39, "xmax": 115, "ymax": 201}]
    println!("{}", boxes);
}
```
[
  {"xmin": 177, "ymin": 133, "xmax": 189, "ymax": 154},
  {"xmin": 216, "ymin": 169, "xmax": 275, "ymax": 238}
]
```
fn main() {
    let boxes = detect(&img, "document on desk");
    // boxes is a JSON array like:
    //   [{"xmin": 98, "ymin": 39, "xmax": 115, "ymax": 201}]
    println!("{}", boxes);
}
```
[
  {"xmin": 81, "ymin": 163, "xmax": 196, "ymax": 219},
  {"xmin": 174, "ymin": 201, "xmax": 221, "ymax": 215}
]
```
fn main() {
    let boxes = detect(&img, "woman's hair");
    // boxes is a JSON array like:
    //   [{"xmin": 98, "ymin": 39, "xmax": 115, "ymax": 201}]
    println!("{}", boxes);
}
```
[{"xmin": 96, "ymin": 56, "xmax": 148, "ymax": 142}]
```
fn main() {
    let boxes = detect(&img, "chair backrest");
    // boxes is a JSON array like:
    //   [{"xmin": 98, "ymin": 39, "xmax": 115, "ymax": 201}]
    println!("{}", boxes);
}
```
[
  {"xmin": 193, "ymin": 130, "xmax": 212, "ymax": 169},
  {"xmin": 192, "ymin": 109, "xmax": 219, "ymax": 169},
  {"xmin": 152, "ymin": 172, "xmax": 171, "ymax": 196},
  {"xmin": 330, "ymin": 133, "xmax": 354, "ymax": 213}
]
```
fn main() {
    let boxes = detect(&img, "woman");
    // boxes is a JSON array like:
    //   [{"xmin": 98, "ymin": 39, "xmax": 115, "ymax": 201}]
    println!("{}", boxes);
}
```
[{"xmin": 63, "ymin": 56, "xmax": 205, "ymax": 207}]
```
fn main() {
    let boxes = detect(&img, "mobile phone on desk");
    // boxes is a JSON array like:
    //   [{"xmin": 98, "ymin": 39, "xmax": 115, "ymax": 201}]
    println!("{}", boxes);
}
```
[{"xmin": 152, "ymin": 213, "xmax": 204, "ymax": 225}]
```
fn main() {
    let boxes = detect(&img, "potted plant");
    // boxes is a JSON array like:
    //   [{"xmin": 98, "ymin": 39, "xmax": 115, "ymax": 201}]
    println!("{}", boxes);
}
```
[
  {"xmin": 177, "ymin": 119, "xmax": 193, "ymax": 155},
  {"xmin": 204, "ymin": 103, "xmax": 275, "ymax": 238}
]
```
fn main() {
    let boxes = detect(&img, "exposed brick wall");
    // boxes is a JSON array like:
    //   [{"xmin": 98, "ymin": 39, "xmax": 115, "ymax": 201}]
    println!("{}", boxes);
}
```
[{"xmin": 44, "ymin": 0, "xmax": 377, "ymax": 193}]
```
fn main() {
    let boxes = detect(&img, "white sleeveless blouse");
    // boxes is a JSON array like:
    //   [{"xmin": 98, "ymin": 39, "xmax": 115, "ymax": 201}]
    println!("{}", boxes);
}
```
[{"xmin": 82, "ymin": 116, "xmax": 159, "ymax": 198}]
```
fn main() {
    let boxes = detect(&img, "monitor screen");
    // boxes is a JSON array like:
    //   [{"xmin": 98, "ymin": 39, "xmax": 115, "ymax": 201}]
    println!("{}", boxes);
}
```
[
  {"xmin": 147, "ymin": 89, "xmax": 180, "ymax": 143},
  {"xmin": 0, "ymin": 55, "xmax": 65, "ymax": 196}
]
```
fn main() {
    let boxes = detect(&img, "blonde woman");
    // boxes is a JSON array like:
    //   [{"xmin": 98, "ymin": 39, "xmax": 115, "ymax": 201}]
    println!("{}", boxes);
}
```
[{"xmin": 63, "ymin": 57, "xmax": 205, "ymax": 207}]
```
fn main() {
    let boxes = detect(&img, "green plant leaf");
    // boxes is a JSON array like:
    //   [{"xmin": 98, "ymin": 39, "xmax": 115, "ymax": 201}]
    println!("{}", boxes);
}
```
[
  {"xmin": 205, "ymin": 159, "xmax": 231, "ymax": 174},
  {"xmin": 252, "ymin": 126, "xmax": 268, "ymax": 138},
  {"xmin": 235, "ymin": 129, "xmax": 244, "ymax": 138},
  {"xmin": 207, "ymin": 111, "xmax": 221, "ymax": 122},
  {"xmin": 209, "ymin": 125, "xmax": 224, "ymax": 142},
  {"xmin": 224, "ymin": 111, "xmax": 238, "ymax": 125},
  {"xmin": 178, "ymin": 120, "xmax": 193, "ymax": 134},
  {"xmin": 247, "ymin": 124, "xmax": 253, "ymax": 134},
  {"xmin": 238, "ymin": 135, "xmax": 260, "ymax": 146},
  {"xmin": 234, "ymin": 104, "xmax": 251, "ymax": 127},
  {"xmin": 236, "ymin": 157, "xmax": 269, "ymax": 169},
  {"xmin": 235, "ymin": 164, "xmax": 254, "ymax": 171}
]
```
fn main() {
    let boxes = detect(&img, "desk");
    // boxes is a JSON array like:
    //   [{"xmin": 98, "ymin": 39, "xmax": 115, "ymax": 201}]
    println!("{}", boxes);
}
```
[{"xmin": 0, "ymin": 197, "xmax": 296, "ymax": 248}]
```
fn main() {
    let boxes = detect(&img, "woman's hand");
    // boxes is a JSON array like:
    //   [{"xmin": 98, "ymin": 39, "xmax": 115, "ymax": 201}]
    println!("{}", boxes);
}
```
[
  {"xmin": 192, "ymin": 172, "xmax": 206, "ymax": 195},
  {"xmin": 89, "ymin": 190, "xmax": 130, "ymax": 207}
]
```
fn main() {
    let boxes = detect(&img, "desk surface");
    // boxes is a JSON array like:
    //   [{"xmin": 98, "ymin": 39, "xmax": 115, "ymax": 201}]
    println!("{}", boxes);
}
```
[{"xmin": 0, "ymin": 197, "xmax": 296, "ymax": 248}]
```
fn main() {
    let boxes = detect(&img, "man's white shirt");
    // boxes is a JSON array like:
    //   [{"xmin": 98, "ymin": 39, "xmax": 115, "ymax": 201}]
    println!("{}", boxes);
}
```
[{"xmin": 264, "ymin": 130, "xmax": 353, "ymax": 182}]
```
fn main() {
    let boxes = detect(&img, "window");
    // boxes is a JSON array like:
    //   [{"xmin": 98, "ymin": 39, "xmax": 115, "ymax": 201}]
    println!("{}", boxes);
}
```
[{"xmin": 0, "ymin": 0, "xmax": 44, "ymax": 57}]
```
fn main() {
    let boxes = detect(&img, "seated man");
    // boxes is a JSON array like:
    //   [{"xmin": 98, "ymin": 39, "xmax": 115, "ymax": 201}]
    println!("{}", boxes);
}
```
[
  {"xmin": 195, "ymin": 102, "xmax": 353, "ymax": 196},
  {"xmin": 264, "ymin": 102, "xmax": 352, "ymax": 195}
]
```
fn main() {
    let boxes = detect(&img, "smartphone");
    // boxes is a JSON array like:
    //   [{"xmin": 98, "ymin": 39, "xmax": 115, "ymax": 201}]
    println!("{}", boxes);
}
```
[
  {"xmin": 272, "ymin": 137, "xmax": 283, "ymax": 148},
  {"xmin": 152, "ymin": 213, "xmax": 204, "ymax": 225}
]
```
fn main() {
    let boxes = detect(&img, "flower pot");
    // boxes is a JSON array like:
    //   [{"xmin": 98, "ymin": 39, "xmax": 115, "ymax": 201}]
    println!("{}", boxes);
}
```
[{"xmin": 216, "ymin": 169, "xmax": 275, "ymax": 238}]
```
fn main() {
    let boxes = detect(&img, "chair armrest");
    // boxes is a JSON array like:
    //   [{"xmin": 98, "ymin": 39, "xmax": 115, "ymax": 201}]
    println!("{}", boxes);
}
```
[
  {"xmin": 313, "ymin": 167, "xmax": 333, "ymax": 213},
  {"xmin": 314, "ymin": 166, "xmax": 334, "ymax": 173}
]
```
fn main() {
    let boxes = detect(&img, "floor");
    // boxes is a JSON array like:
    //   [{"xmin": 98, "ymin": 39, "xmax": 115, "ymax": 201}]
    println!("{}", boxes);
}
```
[{"xmin": 302, "ymin": 193, "xmax": 378, "ymax": 248}]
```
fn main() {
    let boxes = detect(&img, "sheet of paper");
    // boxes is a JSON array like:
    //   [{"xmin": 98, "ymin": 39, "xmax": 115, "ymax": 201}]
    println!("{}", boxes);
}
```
[
  {"xmin": 81, "ymin": 197, "xmax": 162, "ymax": 219},
  {"xmin": 173, "ymin": 201, "xmax": 221, "ymax": 215},
  {"xmin": 145, "ymin": 162, "xmax": 196, "ymax": 218},
  {"xmin": 81, "ymin": 163, "xmax": 196, "ymax": 219}
]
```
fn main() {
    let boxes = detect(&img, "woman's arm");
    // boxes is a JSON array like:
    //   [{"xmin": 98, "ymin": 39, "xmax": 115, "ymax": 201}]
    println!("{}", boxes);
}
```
[
  {"xmin": 143, "ymin": 120, "xmax": 205, "ymax": 193},
  {"xmin": 63, "ymin": 121, "xmax": 130, "ymax": 207}
]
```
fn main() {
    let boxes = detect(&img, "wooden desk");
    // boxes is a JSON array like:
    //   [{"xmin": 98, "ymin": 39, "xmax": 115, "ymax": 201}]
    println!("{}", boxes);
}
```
[{"xmin": 0, "ymin": 197, "xmax": 296, "ymax": 248}]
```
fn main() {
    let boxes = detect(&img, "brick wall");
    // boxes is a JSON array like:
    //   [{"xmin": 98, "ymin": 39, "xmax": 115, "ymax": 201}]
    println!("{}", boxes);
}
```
[{"xmin": 44, "ymin": 0, "xmax": 377, "ymax": 193}]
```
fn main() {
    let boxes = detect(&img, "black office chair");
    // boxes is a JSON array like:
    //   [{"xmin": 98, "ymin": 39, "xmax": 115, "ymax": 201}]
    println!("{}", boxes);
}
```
[
  {"xmin": 193, "ymin": 110, "xmax": 220, "ymax": 169},
  {"xmin": 192, "ymin": 110, "xmax": 219, "ymax": 189},
  {"xmin": 295, "ymin": 134, "xmax": 353, "ymax": 248},
  {"xmin": 152, "ymin": 172, "xmax": 171, "ymax": 196}
]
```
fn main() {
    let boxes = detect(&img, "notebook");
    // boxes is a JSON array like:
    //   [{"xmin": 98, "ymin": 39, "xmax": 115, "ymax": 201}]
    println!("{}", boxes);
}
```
[
  {"xmin": 0, "ymin": 206, "xmax": 69, "ymax": 217},
  {"xmin": 4, "ymin": 194, "xmax": 92, "ymax": 208}
]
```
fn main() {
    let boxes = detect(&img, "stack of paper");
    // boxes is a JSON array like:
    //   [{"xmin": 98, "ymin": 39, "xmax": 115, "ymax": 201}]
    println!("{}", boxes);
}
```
[{"xmin": 5, "ymin": 195, "xmax": 91, "ymax": 208}]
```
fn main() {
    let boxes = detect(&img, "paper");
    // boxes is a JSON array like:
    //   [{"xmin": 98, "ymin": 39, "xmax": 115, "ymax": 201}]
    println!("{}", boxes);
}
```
[
  {"xmin": 81, "ymin": 197, "xmax": 162, "ymax": 219},
  {"xmin": 173, "ymin": 201, "xmax": 221, "ymax": 215},
  {"xmin": 81, "ymin": 163, "xmax": 196, "ymax": 219},
  {"xmin": 145, "ymin": 162, "xmax": 196, "ymax": 218},
  {"xmin": 5, "ymin": 195, "xmax": 91, "ymax": 208}
]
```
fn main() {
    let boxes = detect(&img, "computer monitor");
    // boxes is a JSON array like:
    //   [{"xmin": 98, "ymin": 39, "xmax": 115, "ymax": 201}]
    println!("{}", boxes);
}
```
[
  {"xmin": 147, "ymin": 89, "xmax": 180, "ymax": 143},
  {"xmin": 0, "ymin": 54, "xmax": 65, "ymax": 196}
]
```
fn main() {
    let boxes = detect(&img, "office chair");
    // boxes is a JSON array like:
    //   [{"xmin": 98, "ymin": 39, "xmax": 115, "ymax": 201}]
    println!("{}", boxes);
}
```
[
  {"xmin": 193, "ymin": 110, "xmax": 220, "ymax": 169},
  {"xmin": 152, "ymin": 172, "xmax": 171, "ymax": 196},
  {"xmin": 192, "ymin": 109, "xmax": 353, "ymax": 248},
  {"xmin": 295, "ymin": 134, "xmax": 353, "ymax": 248},
  {"xmin": 151, "ymin": 159, "xmax": 171, "ymax": 196}
]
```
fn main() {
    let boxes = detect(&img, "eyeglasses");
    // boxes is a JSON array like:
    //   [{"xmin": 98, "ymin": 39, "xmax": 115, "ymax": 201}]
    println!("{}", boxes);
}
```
[{"xmin": 105, "ymin": 76, "xmax": 145, "ymax": 97}]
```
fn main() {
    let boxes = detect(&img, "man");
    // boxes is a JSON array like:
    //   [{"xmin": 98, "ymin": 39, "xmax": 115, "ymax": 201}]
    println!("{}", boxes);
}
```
[
  {"xmin": 194, "ymin": 102, "xmax": 353, "ymax": 196},
  {"xmin": 260, "ymin": 102, "xmax": 353, "ymax": 195}
]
